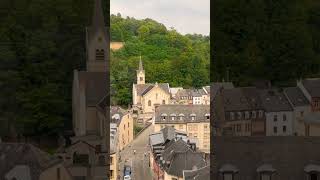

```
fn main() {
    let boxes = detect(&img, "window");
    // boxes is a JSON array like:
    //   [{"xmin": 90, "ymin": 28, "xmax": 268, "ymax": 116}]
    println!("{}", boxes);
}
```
[
  {"xmin": 188, "ymin": 126, "xmax": 192, "ymax": 131},
  {"xmin": 162, "ymin": 116, "xmax": 166, "ymax": 121},
  {"xmin": 191, "ymin": 116, "xmax": 195, "ymax": 121},
  {"xmin": 260, "ymin": 173, "xmax": 271, "ymax": 180},
  {"xmin": 57, "ymin": 168, "xmax": 60, "ymax": 180},
  {"xmin": 252, "ymin": 111, "xmax": 257, "ymax": 118},
  {"xmin": 236, "ymin": 124, "xmax": 241, "ymax": 132},
  {"xmin": 273, "ymin": 126, "xmax": 277, "ymax": 134},
  {"xmin": 259, "ymin": 110, "xmax": 263, "ymax": 118},
  {"xmin": 237, "ymin": 112, "xmax": 242, "ymax": 119},
  {"xmin": 309, "ymin": 173, "xmax": 318, "ymax": 180},
  {"xmin": 140, "ymin": 77, "xmax": 143, "ymax": 81},
  {"xmin": 110, "ymin": 170, "xmax": 114, "ymax": 179},
  {"xmin": 148, "ymin": 100, "xmax": 151, "ymax": 106},
  {"xmin": 179, "ymin": 125, "xmax": 183, "ymax": 129},
  {"xmin": 124, "ymin": 124, "xmax": 125, "ymax": 129},
  {"xmin": 194, "ymin": 133, "xmax": 198, "ymax": 138},
  {"xmin": 283, "ymin": 114, "xmax": 287, "ymax": 121},
  {"xmin": 128, "ymin": 122, "xmax": 130, "ymax": 128},
  {"xmin": 300, "ymin": 111, "xmax": 304, "ymax": 117},
  {"xmin": 223, "ymin": 173, "xmax": 234, "ymax": 180},
  {"xmin": 283, "ymin": 126, "xmax": 286, "ymax": 133},
  {"xmin": 162, "ymin": 100, "xmax": 165, "ymax": 104},
  {"xmin": 204, "ymin": 124, "xmax": 208, "ymax": 129},
  {"xmin": 273, "ymin": 115, "xmax": 278, "ymax": 122},
  {"xmin": 172, "ymin": 178, "xmax": 178, "ymax": 180},
  {"xmin": 171, "ymin": 116, "xmax": 175, "ymax": 121},
  {"xmin": 179, "ymin": 116, "xmax": 183, "ymax": 121},
  {"xmin": 73, "ymin": 153, "xmax": 89, "ymax": 165},
  {"xmin": 245, "ymin": 111, "xmax": 249, "ymax": 119},
  {"xmin": 95, "ymin": 49, "xmax": 104, "ymax": 61},
  {"xmin": 230, "ymin": 112, "xmax": 235, "ymax": 120}
]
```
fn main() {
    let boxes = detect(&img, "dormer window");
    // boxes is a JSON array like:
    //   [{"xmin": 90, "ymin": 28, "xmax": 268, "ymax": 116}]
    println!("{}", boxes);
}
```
[
  {"xmin": 245, "ymin": 111, "xmax": 249, "ymax": 119},
  {"xmin": 179, "ymin": 113, "xmax": 184, "ymax": 121},
  {"xmin": 304, "ymin": 164, "xmax": 320, "ymax": 180},
  {"xmin": 230, "ymin": 112, "xmax": 234, "ymax": 120},
  {"xmin": 161, "ymin": 113, "xmax": 167, "ymax": 121},
  {"xmin": 257, "ymin": 164, "xmax": 276, "ymax": 180},
  {"xmin": 219, "ymin": 164, "xmax": 238, "ymax": 180},
  {"xmin": 237, "ymin": 112, "xmax": 242, "ymax": 119},
  {"xmin": 205, "ymin": 113, "xmax": 210, "ymax": 120},
  {"xmin": 252, "ymin": 111, "xmax": 257, "ymax": 118},
  {"xmin": 190, "ymin": 113, "xmax": 196, "ymax": 121},
  {"xmin": 95, "ymin": 49, "xmax": 104, "ymax": 61},
  {"xmin": 170, "ymin": 114, "xmax": 176, "ymax": 121}
]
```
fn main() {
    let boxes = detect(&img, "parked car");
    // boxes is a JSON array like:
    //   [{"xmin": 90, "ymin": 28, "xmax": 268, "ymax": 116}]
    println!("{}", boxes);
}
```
[
  {"xmin": 124, "ymin": 165, "xmax": 131, "ymax": 178},
  {"xmin": 123, "ymin": 175, "xmax": 131, "ymax": 180}
]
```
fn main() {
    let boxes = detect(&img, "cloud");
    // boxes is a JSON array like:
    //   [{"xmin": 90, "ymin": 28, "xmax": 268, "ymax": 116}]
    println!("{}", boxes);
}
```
[{"xmin": 110, "ymin": 0, "xmax": 210, "ymax": 35}]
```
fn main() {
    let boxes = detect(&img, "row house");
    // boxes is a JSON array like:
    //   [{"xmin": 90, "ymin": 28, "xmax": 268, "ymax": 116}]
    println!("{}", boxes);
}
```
[
  {"xmin": 149, "ymin": 129, "xmax": 208, "ymax": 180},
  {"xmin": 174, "ymin": 87, "xmax": 211, "ymax": 105},
  {"xmin": 217, "ymin": 87, "xmax": 266, "ymax": 136},
  {"xmin": 153, "ymin": 104, "xmax": 210, "ymax": 152}
]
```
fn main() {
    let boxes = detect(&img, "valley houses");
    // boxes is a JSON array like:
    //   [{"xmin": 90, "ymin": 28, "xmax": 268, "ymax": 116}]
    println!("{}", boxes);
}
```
[{"xmin": 214, "ymin": 78, "xmax": 320, "ymax": 137}]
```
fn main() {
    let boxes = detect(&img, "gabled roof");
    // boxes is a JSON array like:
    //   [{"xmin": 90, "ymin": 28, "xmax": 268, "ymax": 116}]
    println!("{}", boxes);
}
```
[
  {"xmin": 0, "ymin": 143, "xmax": 62, "ymax": 180},
  {"xmin": 134, "ymin": 83, "xmax": 170, "ymax": 96},
  {"xmin": 165, "ymin": 149, "xmax": 206, "ymax": 177},
  {"xmin": 259, "ymin": 89, "xmax": 293, "ymax": 112},
  {"xmin": 284, "ymin": 87, "xmax": 309, "ymax": 107},
  {"xmin": 301, "ymin": 78, "xmax": 320, "ymax": 97}
]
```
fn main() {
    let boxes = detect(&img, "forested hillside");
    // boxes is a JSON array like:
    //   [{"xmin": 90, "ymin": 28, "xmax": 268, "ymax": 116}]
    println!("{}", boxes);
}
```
[
  {"xmin": 213, "ymin": 0, "xmax": 320, "ymax": 87},
  {"xmin": 110, "ymin": 14, "xmax": 210, "ymax": 106},
  {"xmin": 0, "ymin": 0, "xmax": 109, "ymax": 138}
]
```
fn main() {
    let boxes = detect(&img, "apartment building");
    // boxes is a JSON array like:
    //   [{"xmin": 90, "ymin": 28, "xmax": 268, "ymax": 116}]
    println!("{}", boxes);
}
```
[
  {"xmin": 154, "ymin": 104, "xmax": 210, "ymax": 152},
  {"xmin": 110, "ymin": 106, "xmax": 134, "ymax": 151}
]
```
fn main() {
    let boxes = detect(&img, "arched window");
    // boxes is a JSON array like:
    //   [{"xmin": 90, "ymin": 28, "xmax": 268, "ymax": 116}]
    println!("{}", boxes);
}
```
[
  {"xmin": 304, "ymin": 164, "xmax": 320, "ymax": 180},
  {"xmin": 219, "ymin": 164, "xmax": 238, "ymax": 180},
  {"xmin": 95, "ymin": 49, "xmax": 105, "ymax": 61},
  {"xmin": 162, "ymin": 100, "xmax": 165, "ymax": 104},
  {"xmin": 148, "ymin": 100, "xmax": 151, "ymax": 106},
  {"xmin": 257, "ymin": 164, "xmax": 276, "ymax": 180}
]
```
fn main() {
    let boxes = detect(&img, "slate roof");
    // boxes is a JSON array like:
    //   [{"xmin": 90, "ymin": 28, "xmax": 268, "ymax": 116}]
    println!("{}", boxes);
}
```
[
  {"xmin": 183, "ymin": 165, "xmax": 210, "ymax": 180},
  {"xmin": 304, "ymin": 112, "xmax": 320, "ymax": 124},
  {"xmin": 155, "ymin": 105, "xmax": 210, "ymax": 124},
  {"xmin": 165, "ymin": 149, "xmax": 206, "ymax": 177},
  {"xmin": 0, "ymin": 143, "xmax": 62, "ymax": 180},
  {"xmin": 258, "ymin": 89, "xmax": 293, "ymax": 112},
  {"xmin": 134, "ymin": 83, "xmax": 170, "ymax": 96},
  {"xmin": 149, "ymin": 127, "xmax": 187, "ymax": 146},
  {"xmin": 284, "ymin": 87, "xmax": 309, "ymax": 107},
  {"xmin": 302, "ymin": 78, "xmax": 320, "ymax": 97},
  {"xmin": 212, "ymin": 136, "xmax": 320, "ymax": 180},
  {"xmin": 223, "ymin": 87, "xmax": 263, "ymax": 111},
  {"xmin": 78, "ymin": 71, "xmax": 107, "ymax": 106}
]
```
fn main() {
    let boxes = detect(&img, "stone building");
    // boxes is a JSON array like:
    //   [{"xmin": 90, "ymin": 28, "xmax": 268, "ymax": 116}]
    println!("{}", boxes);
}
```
[
  {"xmin": 154, "ymin": 104, "xmax": 210, "ymax": 152},
  {"xmin": 58, "ymin": 0, "xmax": 109, "ymax": 179},
  {"xmin": 110, "ymin": 106, "xmax": 134, "ymax": 151},
  {"xmin": 132, "ymin": 59, "xmax": 171, "ymax": 122},
  {"xmin": 0, "ymin": 143, "xmax": 72, "ymax": 180}
]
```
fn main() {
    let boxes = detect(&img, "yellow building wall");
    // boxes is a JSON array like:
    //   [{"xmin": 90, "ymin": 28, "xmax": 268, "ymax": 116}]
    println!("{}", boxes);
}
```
[
  {"xmin": 110, "ymin": 153, "xmax": 117, "ymax": 180},
  {"xmin": 142, "ymin": 87, "xmax": 171, "ymax": 113},
  {"xmin": 118, "ymin": 113, "xmax": 134, "ymax": 150}
]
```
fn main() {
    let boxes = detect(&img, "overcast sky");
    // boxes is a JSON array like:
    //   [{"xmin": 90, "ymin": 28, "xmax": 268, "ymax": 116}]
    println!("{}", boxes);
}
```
[{"xmin": 110, "ymin": 0, "xmax": 210, "ymax": 35}]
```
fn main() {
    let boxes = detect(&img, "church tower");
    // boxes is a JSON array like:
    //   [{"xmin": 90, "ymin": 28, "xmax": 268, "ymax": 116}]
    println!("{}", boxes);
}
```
[
  {"xmin": 137, "ymin": 57, "xmax": 145, "ymax": 85},
  {"xmin": 86, "ymin": 0, "xmax": 109, "ymax": 72}
]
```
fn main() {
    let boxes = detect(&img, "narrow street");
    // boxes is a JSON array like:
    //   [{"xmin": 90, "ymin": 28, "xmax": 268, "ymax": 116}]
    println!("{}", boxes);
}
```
[{"xmin": 118, "ymin": 125, "xmax": 154, "ymax": 180}]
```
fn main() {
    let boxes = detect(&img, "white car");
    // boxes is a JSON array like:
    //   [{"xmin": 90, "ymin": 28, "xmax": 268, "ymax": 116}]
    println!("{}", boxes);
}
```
[{"xmin": 124, "ymin": 175, "xmax": 131, "ymax": 180}]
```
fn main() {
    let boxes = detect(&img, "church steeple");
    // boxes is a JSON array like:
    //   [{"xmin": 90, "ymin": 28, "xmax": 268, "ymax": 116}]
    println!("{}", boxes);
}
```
[
  {"xmin": 137, "ymin": 57, "xmax": 145, "ymax": 85},
  {"xmin": 92, "ymin": 0, "xmax": 105, "ymax": 28},
  {"xmin": 139, "ymin": 56, "xmax": 144, "ymax": 71},
  {"xmin": 85, "ymin": 0, "xmax": 108, "ymax": 72}
]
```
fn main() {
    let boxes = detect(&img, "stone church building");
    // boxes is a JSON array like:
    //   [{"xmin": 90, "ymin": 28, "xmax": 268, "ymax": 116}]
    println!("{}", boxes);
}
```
[
  {"xmin": 56, "ymin": 0, "xmax": 109, "ymax": 179},
  {"xmin": 132, "ymin": 59, "xmax": 171, "ymax": 122}
]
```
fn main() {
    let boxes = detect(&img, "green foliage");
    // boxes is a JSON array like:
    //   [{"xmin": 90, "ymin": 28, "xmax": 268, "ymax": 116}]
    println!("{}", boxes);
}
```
[
  {"xmin": 213, "ymin": 0, "xmax": 320, "ymax": 86},
  {"xmin": 110, "ymin": 14, "xmax": 210, "ymax": 106},
  {"xmin": 0, "ymin": 0, "xmax": 109, "ymax": 137}
]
